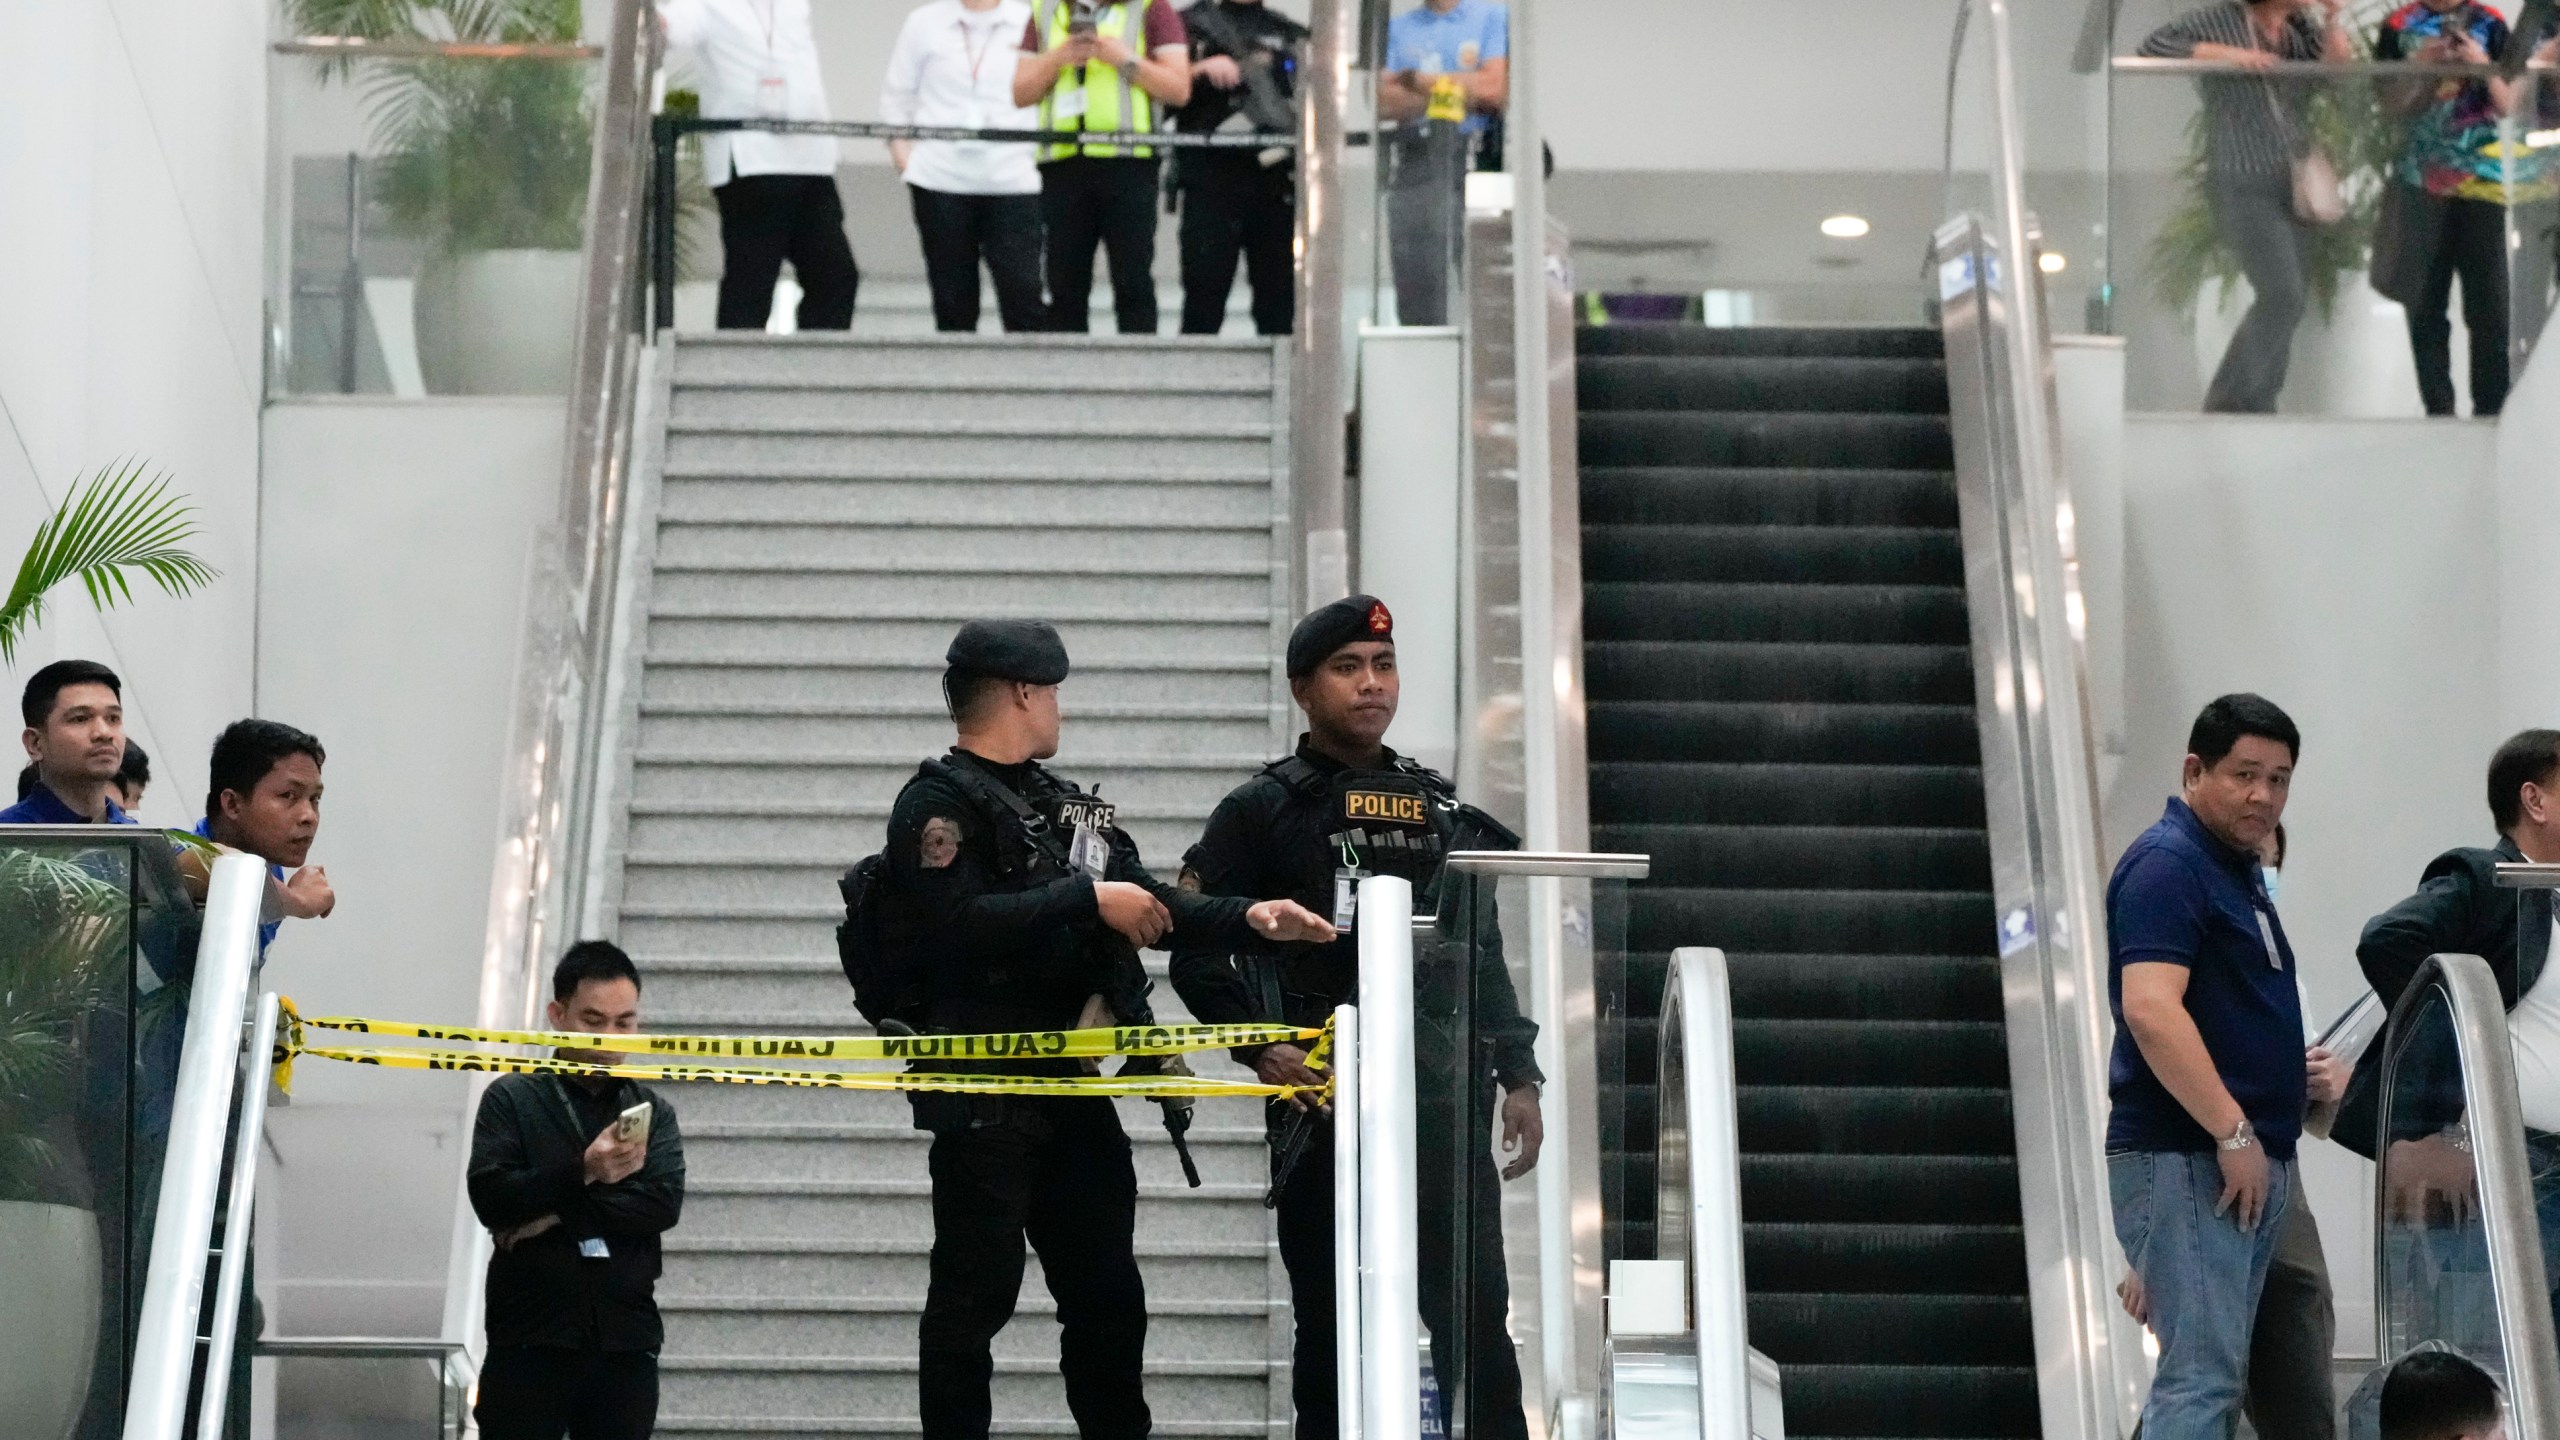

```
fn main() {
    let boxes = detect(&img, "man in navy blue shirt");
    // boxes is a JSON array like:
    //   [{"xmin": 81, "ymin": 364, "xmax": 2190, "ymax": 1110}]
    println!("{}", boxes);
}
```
[
  {"xmin": 2109, "ymin": 692, "xmax": 2313, "ymax": 1440},
  {"xmin": 2, "ymin": 659, "xmax": 138, "ymax": 826}
]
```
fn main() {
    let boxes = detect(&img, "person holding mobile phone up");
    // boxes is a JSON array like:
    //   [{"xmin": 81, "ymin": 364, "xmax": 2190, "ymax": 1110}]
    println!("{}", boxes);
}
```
[{"xmin": 469, "ymin": 942, "xmax": 687, "ymax": 1440}]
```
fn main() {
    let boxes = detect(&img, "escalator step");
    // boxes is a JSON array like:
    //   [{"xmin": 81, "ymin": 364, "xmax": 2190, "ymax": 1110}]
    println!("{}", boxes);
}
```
[
  {"xmin": 1581, "ymin": 467, "xmax": 1956, "ymax": 529},
  {"xmin": 1592, "ymin": 824, "xmax": 1990, "ymax": 890},
  {"xmin": 1744, "ymin": 1224, "xmax": 2028, "ymax": 1294},
  {"xmin": 1577, "ymin": 357, "xmax": 1953, "ymax": 416},
  {"xmin": 1740, "ymin": 1157, "xmax": 2023, "ymax": 1226},
  {"xmin": 1587, "ymin": 643, "xmax": 1975, "ymax": 706},
  {"xmin": 1580, "ymin": 413, "xmax": 1954, "ymax": 471},
  {"xmin": 1750, "ymin": 1294, "xmax": 2033, "ymax": 1364},
  {"xmin": 1630, "ymin": 888, "xmax": 1993, "ymax": 956},
  {"xmin": 1588, "ymin": 704, "xmax": 1981, "ymax": 767},
  {"xmin": 1583, "ymin": 525, "xmax": 1962, "ymax": 586},
  {"xmin": 1586, "ymin": 583, "xmax": 1970, "ymax": 646},
  {"xmin": 1577, "ymin": 326, "xmax": 1944, "ymax": 360},
  {"xmin": 1777, "ymin": 1366, "xmax": 2040, "ymax": 1438},
  {"xmin": 1720, "ymin": 953, "xmax": 2003, "ymax": 1023},
  {"xmin": 1590, "ymin": 762, "xmax": 1986, "ymax": 828},
  {"xmin": 1733, "ymin": 1020, "xmax": 2009, "ymax": 1088},
  {"xmin": 1737, "ymin": 1086, "xmax": 2014, "ymax": 1155}
]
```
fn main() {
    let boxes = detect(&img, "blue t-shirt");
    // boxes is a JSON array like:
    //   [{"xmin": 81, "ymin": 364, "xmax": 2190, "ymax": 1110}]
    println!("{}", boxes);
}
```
[
  {"xmin": 0, "ymin": 782, "xmax": 135, "ymax": 826},
  {"xmin": 195, "ymin": 816, "xmax": 286, "ymax": 954},
  {"xmin": 1385, "ymin": 0, "xmax": 1508, "ymax": 135},
  {"xmin": 2105, "ymin": 798, "xmax": 2306, "ymax": 1160}
]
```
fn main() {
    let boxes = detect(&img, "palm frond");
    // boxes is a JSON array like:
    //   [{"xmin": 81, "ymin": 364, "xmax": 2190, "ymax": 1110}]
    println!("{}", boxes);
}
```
[{"xmin": 0, "ymin": 462, "xmax": 218, "ymax": 664}]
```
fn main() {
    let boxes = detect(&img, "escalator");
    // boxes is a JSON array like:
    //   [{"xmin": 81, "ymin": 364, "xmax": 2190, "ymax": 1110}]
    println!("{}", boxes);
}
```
[{"xmin": 1575, "ymin": 325, "xmax": 2039, "ymax": 1440}]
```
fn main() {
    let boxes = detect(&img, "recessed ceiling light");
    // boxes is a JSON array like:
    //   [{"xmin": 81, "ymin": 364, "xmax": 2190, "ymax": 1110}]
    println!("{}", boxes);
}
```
[
  {"xmin": 1819, "ymin": 214, "xmax": 1871, "ymax": 240},
  {"xmin": 2039, "ymin": 251, "xmax": 2069, "ymax": 274}
]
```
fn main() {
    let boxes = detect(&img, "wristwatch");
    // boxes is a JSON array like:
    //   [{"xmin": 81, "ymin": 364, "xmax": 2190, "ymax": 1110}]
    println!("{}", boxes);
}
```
[{"xmin": 2219, "ymin": 1119, "xmax": 2257, "ymax": 1152}]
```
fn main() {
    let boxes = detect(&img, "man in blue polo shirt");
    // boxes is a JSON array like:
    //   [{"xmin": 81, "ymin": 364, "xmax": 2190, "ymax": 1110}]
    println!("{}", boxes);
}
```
[
  {"xmin": 2109, "ymin": 692, "xmax": 2310, "ymax": 1440},
  {"xmin": 3, "ymin": 659, "xmax": 139, "ymax": 826},
  {"xmin": 1379, "ymin": 0, "xmax": 1507, "ymax": 325},
  {"xmin": 194, "ymin": 718, "xmax": 334, "ymax": 954}
]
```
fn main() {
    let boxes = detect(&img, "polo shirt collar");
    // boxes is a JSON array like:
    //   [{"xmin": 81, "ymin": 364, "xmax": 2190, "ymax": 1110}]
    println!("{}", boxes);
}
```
[
  {"xmin": 13, "ymin": 780, "xmax": 131, "ymax": 826},
  {"xmin": 2162, "ymin": 796, "xmax": 2259, "ymax": 880}
]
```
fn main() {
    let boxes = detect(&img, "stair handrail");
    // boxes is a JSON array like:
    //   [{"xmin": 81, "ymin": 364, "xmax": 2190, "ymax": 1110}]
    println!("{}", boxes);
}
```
[
  {"xmin": 1653, "ymin": 947, "xmax": 1751, "ymax": 1440},
  {"xmin": 1355, "ymin": 875, "xmax": 1423, "ymax": 1440}
]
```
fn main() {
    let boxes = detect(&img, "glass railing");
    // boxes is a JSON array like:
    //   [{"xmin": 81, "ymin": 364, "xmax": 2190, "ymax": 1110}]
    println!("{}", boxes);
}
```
[
  {"xmin": 266, "ymin": 38, "xmax": 604, "ymax": 397},
  {"xmin": 2107, "ymin": 54, "xmax": 2560, "ymax": 415},
  {"xmin": 0, "ymin": 826, "xmax": 197, "ymax": 1440},
  {"xmin": 2372, "ymin": 950, "xmax": 2560, "ymax": 1432}
]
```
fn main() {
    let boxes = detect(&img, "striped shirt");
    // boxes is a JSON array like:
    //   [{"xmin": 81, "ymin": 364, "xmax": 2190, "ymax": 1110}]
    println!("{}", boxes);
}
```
[{"xmin": 2139, "ymin": 2, "xmax": 2330, "ymax": 175}]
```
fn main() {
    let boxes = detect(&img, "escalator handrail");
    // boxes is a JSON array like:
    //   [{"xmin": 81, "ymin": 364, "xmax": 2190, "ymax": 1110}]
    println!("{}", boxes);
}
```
[
  {"xmin": 1656, "ymin": 946, "xmax": 1752, "ymax": 1440},
  {"xmin": 2374, "ymin": 953, "xmax": 2560, "ymax": 1440},
  {"xmin": 122, "ymin": 855, "xmax": 271, "ymax": 1440}
]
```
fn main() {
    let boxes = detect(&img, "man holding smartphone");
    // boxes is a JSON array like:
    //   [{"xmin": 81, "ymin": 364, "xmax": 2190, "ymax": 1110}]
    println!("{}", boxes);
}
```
[
  {"xmin": 469, "ymin": 942, "xmax": 687, "ymax": 1440},
  {"xmin": 1013, "ymin": 0, "xmax": 1194, "ymax": 332}
]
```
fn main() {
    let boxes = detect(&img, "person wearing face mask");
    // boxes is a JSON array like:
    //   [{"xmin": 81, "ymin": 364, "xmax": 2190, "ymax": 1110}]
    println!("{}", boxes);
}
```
[{"xmin": 2372, "ymin": 0, "xmax": 2560, "ymax": 417}]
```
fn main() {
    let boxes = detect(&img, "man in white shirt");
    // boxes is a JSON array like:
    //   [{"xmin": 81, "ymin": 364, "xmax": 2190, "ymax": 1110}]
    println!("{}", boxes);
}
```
[
  {"xmin": 882, "ymin": 0, "xmax": 1045, "ymax": 332},
  {"xmin": 663, "ymin": 0, "xmax": 862, "ymax": 329}
]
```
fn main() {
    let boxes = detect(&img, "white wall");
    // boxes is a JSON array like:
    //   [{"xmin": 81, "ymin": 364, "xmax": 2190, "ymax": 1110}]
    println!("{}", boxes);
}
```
[
  {"xmin": 0, "ymin": 0, "xmax": 269, "ymax": 805},
  {"xmin": 2105, "ymin": 413, "xmax": 2506, "ymax": 1354},
  {"xmin": 253, "ymin": 398, "xmax": 560, "ymax": 1335}
]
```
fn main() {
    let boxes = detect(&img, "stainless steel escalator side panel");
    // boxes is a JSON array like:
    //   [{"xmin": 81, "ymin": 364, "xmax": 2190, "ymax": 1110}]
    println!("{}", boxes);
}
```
[
  {"xmin": 2374, "ymin": 954, "xmax": 2560, "ymax": 1440},
  {"xmin": 1936, "ymin": 206, "xmax": 2146, "ymax": 1440}
]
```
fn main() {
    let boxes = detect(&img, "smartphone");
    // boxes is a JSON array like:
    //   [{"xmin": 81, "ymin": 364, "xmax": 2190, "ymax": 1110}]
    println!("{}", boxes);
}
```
[
  {"xmin": 1068, "ymin": 2, "xmax": 1098, "ymax": 36},
  {"xmin": 614, "ymin": 1100, "xmax": 653, "ymax": 1146}
]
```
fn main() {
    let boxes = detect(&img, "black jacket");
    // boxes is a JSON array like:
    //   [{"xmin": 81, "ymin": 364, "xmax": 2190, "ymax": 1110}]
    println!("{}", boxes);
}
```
[
  {"xmin": 468, "ymin": 1072, "xmax": 685, "ymax": 1351},
  {"xmin": 1169, "ymin": 737, "xmax": 1543, "ymax": 1091},
  {"xmin": 2334, "ymin": 836, "xmax": 2552, "ymax": 1156}
]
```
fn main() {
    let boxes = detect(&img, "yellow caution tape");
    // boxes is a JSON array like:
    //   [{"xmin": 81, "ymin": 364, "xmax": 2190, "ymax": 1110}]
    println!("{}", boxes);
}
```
[
  {"xmin": 280, "ymin": 1040, "xmax": 1318, "ymax": 1099},
  {"xmin": 286, "ymin": 1011, "xmax": 1323, "ymax": 1062}
]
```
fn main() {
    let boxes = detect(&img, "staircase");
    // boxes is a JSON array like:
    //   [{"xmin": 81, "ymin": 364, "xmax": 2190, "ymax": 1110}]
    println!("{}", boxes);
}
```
[
  {"xmin": 605, "ymin": 331, "xmax": 1296, "ymax": 1440},
  {"xmin": 1574, "ymin": 326, "xmax": 2038, "ymax": 1440}
]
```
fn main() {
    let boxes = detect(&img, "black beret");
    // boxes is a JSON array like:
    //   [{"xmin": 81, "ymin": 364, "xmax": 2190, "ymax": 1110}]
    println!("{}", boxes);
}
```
[
  {"xmin": 1286, "ymin": 594, "xmax": 1394, "ymax": 677},
  {"xmin": 946, "ymin": 619, "xmax": 1071, "ymax": 685}
]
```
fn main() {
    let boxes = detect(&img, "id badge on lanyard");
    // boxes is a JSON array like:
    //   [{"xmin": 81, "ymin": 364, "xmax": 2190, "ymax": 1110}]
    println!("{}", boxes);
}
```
[
  {"xmin": 1056, "ymin": 795, "xmax": 1115, "ymax": 881},
  {"xmin": 756, "ymin": 71, "xmax": 789, "ymax": 117},
  {"xmin": 2255, "ymin": 906, "xmax": 2284, "ymax": 971},
  {"xmin": 1333, "ymin": 867, "xmax": 1366, "ymax": 930}
]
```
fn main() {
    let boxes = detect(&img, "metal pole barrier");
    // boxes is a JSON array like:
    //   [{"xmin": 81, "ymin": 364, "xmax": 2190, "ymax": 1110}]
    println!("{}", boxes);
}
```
[
  {"xmin": 1357, "ymin": 874, "xmax": 1420, "ymax": 1440},
  {"xmin": 1332, "ymin": 1003, "xmax": 1365, "ymax": 1440},
  {"xmin": 123, "ymin": 856, "xmax": 267, "ymax": 1440},
  {"xmin": 652, "ymin": 117, "xmax": 678, "ymax": 335},
  {"xmin": 196, "ymin": 993, "xmax": 287, "ymax": 1440},
  {"xmin": 1292, "ymin": 0, "xmax": 1353, "ymax": 607}
]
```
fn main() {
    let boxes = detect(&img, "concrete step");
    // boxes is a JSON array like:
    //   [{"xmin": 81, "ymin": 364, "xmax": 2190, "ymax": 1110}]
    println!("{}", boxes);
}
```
[
  {"xmin": 620, "ymin": 813, "xmax": 1204, "ymax": 870},
  {"xmin": 660, "ymin": 1296, "xmax": 1276, "ymax": 1361},
  {"xmin": 669, "ymin": 383, "xmax": 1277, "ymax": 432},
  {"xmin": 679, "ymin": 1123, "xmax": 1273, "ymax": 1188},
  {"xmin": 657, "ymin": 476, "xmax": 1278, "ymax": 528},
  {"xmin": 650, "ymin": 566, "xmax": 1271, "ymax": 617},
  {"xmin": 643, "ymin": 620, "xmax": 1277, "ymax": 669},
  {"xmin": 658, "ymin": 1359, "xmax": 1271, "ymax": 1423},
  {"xmin": 663, "ymin": 426, "xmax": 1272, "ymax": 478},
  {"xmin": 656, "ymin": 1421, "xmax": 1270, "ymax": 1439},
  {"xmin": 654, "ymin": 520, "xmax": 1274, "ymax": 572},
  {"xmin": 661, "ymin": 1081, "xmax": 1273, "ymax": 1130},
  {"xmin": 628, "ymin": 757, "xmax": 1261, "ymax": 812},
  {"xmin": 633, "ymin": 709, "xmax": 1273, "ymax": 764},
  {"xmin": 667, "ymin": 333, "xmax": 1277, "ymax": 393},
  {"xmin": 640, "ymin": 663, "xmax": 1274, "ymax": 711},
  {"xmin": 659, "ymin": 1236, "xmax": 1271, "ymax": 1302},
  {"xmin": 685, "ymin": 1181, "xmax": 1270, "ymax": 1244}
]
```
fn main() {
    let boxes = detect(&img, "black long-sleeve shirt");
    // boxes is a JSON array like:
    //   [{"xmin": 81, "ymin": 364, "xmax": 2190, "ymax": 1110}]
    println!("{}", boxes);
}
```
[
  {"xmin": 883, "ymin": 748, "xmax": 1260, "ymax": 1055},
  {"xmin": 468, "ymin": 1072, "xmax": 684, "ymax": 1351}
]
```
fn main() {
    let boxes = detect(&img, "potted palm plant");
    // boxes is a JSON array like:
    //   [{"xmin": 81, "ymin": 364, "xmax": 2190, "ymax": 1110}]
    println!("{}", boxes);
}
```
[{"xmin": 288, "ymin": 0, "xmax": 595, "ymax": 394}]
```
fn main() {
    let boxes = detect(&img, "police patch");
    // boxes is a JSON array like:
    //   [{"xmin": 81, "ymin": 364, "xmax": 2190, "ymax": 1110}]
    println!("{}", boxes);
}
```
[{"xmin": 1054, "ymin": 796, "xmax": 1116, "ymax": 834}]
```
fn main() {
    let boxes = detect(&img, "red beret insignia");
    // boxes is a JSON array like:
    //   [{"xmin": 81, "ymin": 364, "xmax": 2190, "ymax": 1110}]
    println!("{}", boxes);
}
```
[{"xmin": 1366, "ymin": 601, "xmax": 1393, "ymax": 634}]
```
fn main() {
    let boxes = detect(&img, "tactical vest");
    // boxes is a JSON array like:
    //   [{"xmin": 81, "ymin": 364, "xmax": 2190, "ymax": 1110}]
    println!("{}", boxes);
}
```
[{"xmin": 1033, "ymin": 0, "xmax": 1158, "ymax": 160}]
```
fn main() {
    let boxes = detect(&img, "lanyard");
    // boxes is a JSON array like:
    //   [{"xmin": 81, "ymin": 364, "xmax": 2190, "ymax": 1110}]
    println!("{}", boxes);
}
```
[
  {"xmin": 749, "ymin": 0, "xmax": 780, "ymax": 57},
  {"xmin": 958, "ymin": 15, "xmax": 1001, "ymax": 86}
]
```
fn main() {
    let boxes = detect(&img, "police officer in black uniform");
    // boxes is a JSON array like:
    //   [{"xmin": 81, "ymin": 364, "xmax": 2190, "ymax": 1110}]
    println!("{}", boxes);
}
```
[
  {"xmin": 881, "ymin": 619, "xmax": 1336, "ymax": 1440},
  {"xmin": 1170, "ymin": 0, "xmax": 1306, "ymax": 335},
  {"xmin": 1170, "ymin": 596, "xmax": 1543, "ymax": 1440}
]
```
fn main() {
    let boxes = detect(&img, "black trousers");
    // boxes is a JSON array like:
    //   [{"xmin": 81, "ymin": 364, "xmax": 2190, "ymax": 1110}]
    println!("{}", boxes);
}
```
[
  {"xmin": 1179, "ymin": 161, "xmax": 1296, "ymax": 335},
  {"xmin": 474, "ymin": 1347, "xmax": 660, "ymax": 1440},
  {"xmin": 910, "ymin": 185, "xmax": 1047, "ymax": 334},
  {"xmin": 713, "ymin": 173, "xmax": 861, "ymax": 331},
  {"xmin": 1274, "ymin": 1110, "xmax": 1529, "ymax": 1440},
  {"xmin": 1040, "ymin": 157, "xmax": 1162, "ymax": 334},
  {"xmin": 919, "ymin": 1096, "xmax": 1148, "ymax": 1440},
  {"xmin": 2408, "ymin": 195, "xmax": 2512, "ymax": 417}
]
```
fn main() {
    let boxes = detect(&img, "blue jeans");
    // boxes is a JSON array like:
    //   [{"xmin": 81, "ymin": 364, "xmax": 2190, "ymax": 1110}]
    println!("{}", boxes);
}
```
[{"xmin": 2112, "ymin": 1149, "xmax": 2297, "ymax": 1440}]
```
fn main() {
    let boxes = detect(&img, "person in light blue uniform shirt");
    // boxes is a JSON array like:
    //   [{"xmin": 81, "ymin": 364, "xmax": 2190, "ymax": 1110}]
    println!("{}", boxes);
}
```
[
  {"xmin": 3, "ymin": 659, "xmax": 138, "ymax": 827},
  {"xmin": 1379, "ymin": 0, "xmax": 1507, "ymax": 326}
]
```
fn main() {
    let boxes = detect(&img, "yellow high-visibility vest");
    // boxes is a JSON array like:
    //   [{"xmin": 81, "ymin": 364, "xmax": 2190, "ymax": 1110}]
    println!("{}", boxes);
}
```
[{"xmin": 1033, "ymin": 0, "xmax": 1157, "ymax": 161}]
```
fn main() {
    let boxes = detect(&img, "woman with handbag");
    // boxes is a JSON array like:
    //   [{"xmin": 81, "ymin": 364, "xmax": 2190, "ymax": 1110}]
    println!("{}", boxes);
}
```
[{"xmin": 2140, "ymin": 0, "xmax": 2355, "ymax": 413}]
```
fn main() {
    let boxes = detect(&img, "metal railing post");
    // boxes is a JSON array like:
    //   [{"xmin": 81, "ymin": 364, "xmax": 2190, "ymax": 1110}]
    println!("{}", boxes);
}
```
[
  {"xmin": 122, "ymin": 856, "xmax": 267, "ymax": 1440},
  {"xmin": 1357, "ymin": 875, "xmax": 1420, "ymax": 1440},
  {"xmin": 1333, "ymin": 1003, "xmax": 1365, "ymax": 1440}
]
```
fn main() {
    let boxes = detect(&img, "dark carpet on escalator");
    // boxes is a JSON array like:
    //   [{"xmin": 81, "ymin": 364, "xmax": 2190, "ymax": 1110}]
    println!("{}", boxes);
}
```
[{"xmin": 1578, "ymin": 325, "xmax": 2037, "ymax": 1440}]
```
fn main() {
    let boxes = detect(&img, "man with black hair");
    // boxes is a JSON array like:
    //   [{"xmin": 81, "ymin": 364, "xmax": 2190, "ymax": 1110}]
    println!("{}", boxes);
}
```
[
  {"xmin": 1170, "ymin": 594, "xmax": 1541, "ymax": 1440},
  {"xmin": 880, "ymin": 618, "xmax": 1333, "ymax": 1440},
  {"xmin": 2, "ymin": 658, "xmax": 134, "ymax": 825},
  {"xmin": 192, "ymin": 719, "xmax": 334, "ymax": 949},
  {"xmin": 2381, "ymin": 1350, "xmax": 2504, "ymax": 1440},
  {"xmin": 470, "ymin": 940, "xmax": 684, "ymax": 1440},
  {"xmin": 112, "ymin": 740, "xmax": 150, "ymax": 814},
  {"xmin": 2108, "ymin": 692, "xmax": 2318, "ymax": 1440}
]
